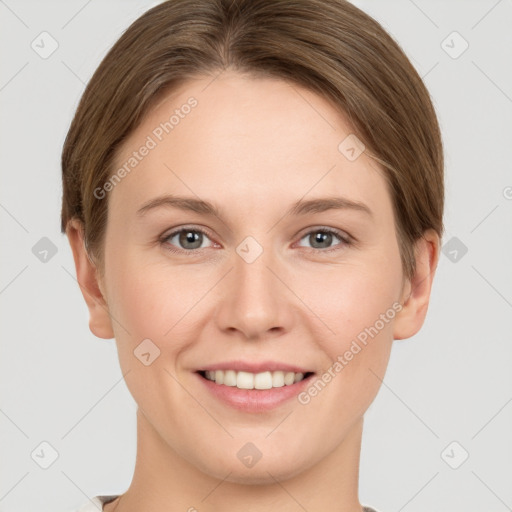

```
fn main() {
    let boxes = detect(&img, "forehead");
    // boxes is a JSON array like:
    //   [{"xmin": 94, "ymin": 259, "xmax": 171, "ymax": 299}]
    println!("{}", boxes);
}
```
[{"xmin": 109, "ymin": 71, "xmax": 391, "ymax": 223}]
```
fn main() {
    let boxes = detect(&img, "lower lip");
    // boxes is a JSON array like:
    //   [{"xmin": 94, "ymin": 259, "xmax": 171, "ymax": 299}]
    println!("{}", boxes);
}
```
[{"xmin": 196, "ymin": 372, "xmax": 314, "ymax": 412}]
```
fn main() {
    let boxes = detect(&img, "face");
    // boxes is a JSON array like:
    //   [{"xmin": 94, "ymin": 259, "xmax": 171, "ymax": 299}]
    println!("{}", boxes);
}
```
[{"xmin": 89, "ymin": 70, "xmax": 419, "ymax": 483}]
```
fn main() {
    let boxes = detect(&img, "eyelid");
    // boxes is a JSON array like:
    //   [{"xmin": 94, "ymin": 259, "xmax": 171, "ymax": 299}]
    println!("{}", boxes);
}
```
[
  {"xmin": 295, "ymin": 225, "xmax": 352, "ymax": 243},
  {"xmin": 293, "ymin": 226, "xmax": 353, "ymax": 252},
  {"xmin": 160, "ymin": 225, "xmax": 217, "ymax": 250},
  {"xmin": 159, "ymin": 224, "xmax": 353, "ymax": 254}
]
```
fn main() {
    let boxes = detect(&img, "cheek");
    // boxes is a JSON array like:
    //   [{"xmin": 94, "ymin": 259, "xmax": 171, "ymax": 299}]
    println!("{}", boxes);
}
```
[
  {"xmin": 295, "ymin": 265, "xmax": 399, "ymax": 436},
  {"xmin": 298, "ymin": 253, "xmax": 402, "ymax": 403},
  {"xmin": 107, "ymin": 241, "xmax": 402, "ymax": 353},
  {"xmin": 104, "ymin": 251, "xmax": 199, "ymax": 367},
  {"xmin": 107, "ymin": 248, "xmax": 207, "ymax": 333},
  {"xmin": 105, "ymin": 257, "xmax": 203, "ymax": 415},
  {"xmin": 299, "ymin": 260, "xmax": 401, "ymax": 347}
]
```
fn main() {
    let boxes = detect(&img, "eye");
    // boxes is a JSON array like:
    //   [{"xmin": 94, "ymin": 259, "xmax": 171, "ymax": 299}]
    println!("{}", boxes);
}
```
[
  {"xmin": 160, "ymin": 226, "xmax": 352, "ymax": 255},
  {"xmin": 295, "ymin": 227, "xmax": 352, "ymax": 252},
  {"xmin": 160, "ymin": 226, "xmax": 215, "ymax": 254}
]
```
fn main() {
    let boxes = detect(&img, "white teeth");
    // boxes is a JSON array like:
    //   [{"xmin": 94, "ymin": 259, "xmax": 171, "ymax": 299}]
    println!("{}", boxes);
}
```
[
  {"xmin": 202, "ymin": 369, "xmax": 309, "ymax": 389},
  {"xmin": 294, "ymin": 372, "xmax": 304, "ymax": 383},
  {"xmin": 284, "ymin": 372, "xmax": 295, "ymax": 385},
  {"xmin": 237, "ymin": 371, "xmax": 254, "ymax": 389},
  {"xmin": 254, "ymin": 371, "xmax": 273, "ymax": 390},
  {"xmin": 272, "ymin": 371, "xmax": 285, "ymax": 388},
  {"xmin": 224, "ymin": 370, "xmax": 237, "ymax": 387}
]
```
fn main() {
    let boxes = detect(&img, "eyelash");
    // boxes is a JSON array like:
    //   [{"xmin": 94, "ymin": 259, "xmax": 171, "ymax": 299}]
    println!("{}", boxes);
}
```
[{"xmin": 159, "ymin": 225, "xmax": 353, "ymax": 256}]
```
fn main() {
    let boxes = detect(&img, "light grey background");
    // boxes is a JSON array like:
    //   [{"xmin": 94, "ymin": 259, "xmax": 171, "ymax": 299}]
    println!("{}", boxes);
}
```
[{"xmin": 1, "ymin": 1, "xmax": 511, "ymax": 511}]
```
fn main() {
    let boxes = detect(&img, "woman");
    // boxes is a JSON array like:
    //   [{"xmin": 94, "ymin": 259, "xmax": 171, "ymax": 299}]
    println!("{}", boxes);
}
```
[{"xmin": 62, "ymin": 0, "xmax": 444, "ymax": 510}]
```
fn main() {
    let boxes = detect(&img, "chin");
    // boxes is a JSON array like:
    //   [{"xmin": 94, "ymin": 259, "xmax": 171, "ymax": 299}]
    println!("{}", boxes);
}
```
[
  {"xmin": 191, "ymin": 446, "xmax": 314, "ymax": 485},
  {"xmin": 212, "ymin": 463, "xmax": 303, "ymax": 486}
]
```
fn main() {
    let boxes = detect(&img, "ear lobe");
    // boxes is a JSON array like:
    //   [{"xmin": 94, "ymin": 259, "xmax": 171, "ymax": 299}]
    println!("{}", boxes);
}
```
[
  {"xmin": 66, "ymin": 218, "xmax": 115, "ymax": 340},
  {"xmin": 393, "ymin": 229, "xmax": 440, "ymax": 341}
]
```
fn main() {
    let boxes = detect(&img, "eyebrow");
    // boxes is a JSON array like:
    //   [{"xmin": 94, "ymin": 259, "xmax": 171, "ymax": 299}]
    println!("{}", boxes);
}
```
[{"xmin": 136, "ymin": 194, "xmax": 373, "ymax": 220}]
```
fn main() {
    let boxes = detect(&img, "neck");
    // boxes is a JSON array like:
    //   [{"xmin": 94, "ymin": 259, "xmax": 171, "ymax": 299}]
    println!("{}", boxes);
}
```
[{"xmin": 107, "ymin": 409, "xmax": 365, "ymax": 512}]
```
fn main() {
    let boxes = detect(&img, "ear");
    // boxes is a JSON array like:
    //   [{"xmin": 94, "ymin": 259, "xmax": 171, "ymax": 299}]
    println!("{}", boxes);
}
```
[
  {"xmin": 393, "ymin": 229, "xmax": 440, "ymax": 340},
  {"xmin": 66, "ymin": 218, "xmax": 115, "ymax": 339}
]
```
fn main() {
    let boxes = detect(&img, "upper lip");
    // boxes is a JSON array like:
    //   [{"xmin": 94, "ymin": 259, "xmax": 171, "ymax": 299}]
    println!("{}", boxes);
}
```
[{"xmin": 198, "ymin": 360, "xmax": 313, "ymax": 374}]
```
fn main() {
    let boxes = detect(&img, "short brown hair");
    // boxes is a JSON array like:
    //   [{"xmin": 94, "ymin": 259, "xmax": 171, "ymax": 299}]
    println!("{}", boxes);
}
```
[{"xmin": 61, "ymin": 0, "xmax": 444, "ymax": 281}]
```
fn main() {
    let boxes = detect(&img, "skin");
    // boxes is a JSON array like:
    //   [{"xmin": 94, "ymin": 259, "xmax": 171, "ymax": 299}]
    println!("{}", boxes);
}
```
[{"xmin": 67, "ymin": 70, "xmax": 440, "ymax": 512}]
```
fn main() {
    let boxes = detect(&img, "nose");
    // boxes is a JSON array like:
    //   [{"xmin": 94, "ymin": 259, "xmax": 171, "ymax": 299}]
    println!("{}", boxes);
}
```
[{"xmin": 214, "ymin": 241, "xmax": 294, "ymax": 341}]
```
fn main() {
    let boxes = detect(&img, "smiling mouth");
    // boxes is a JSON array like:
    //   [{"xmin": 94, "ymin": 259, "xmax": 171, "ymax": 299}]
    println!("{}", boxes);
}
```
[{"xmin": 197, "ymin": 369, "xmax": 315, "ymax": 390}]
